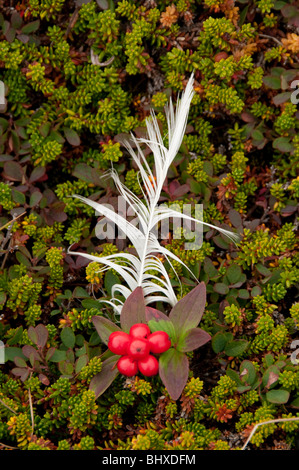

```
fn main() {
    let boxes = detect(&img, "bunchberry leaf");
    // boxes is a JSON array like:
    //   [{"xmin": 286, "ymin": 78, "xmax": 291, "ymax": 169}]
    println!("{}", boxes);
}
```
[
  {"xmin": 159, "ymin": 348, "xmax": 189, "ymax": 401},
  {"xmin": 92, "ymin": 316, "xmax": 122, "ymax": 346},
  {"xmin": 176, "ymin": 327, "xmax": 211, "ymax": 353},
  {"xmin": 120, "ymin": 287, "xmax": 146, "ymax": 332},
  {"xmin": 169, "ymin": 281, "xmax": 206, "ymax": 333},
  {"xmin": 89, "ymin": 355, "xmax": 120, "ymax": 399}
]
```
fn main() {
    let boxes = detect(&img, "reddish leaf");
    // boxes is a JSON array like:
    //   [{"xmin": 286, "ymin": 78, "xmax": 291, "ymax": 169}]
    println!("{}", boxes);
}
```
[
  {"xmin": 12, "ymin": 367, "xmax": 29, "ymax": 382},
  {"xmin": 228, "ymin": 209, "xmax": 242, "ymax": 228},
  {"xmin": 92, "ymin": 316, "xmax": 122, "ymax": 345},
  {"xmin": 265, "ymin": 371, "xmax": 279, "ymax": 389},
  {"xmin": 281, "ymin": 205, "xmax": 298, "ymax": 217},
  {"xmin": 145, "ymin": 306, "xmax": 170, "ymax": 323},
  {"xmin": 72, "ymin": 163, "xmax": 103, "ymax": 186},
  {"xmin": 177, "ymin": 327, "xmax": 211, "ymax": 353},
  {"xmin": 3, "ymin": 161, "xmax": 24, "ymax": 181},
  {"xmin": 159, "ymin": 348, "xmax": 189, "ymax": 401},
  {"xmin": 35, "ymin": 324, "xmax": 49, "ymax": 349},
  {"xmin": 27, "ymin": 324, "xmax": 48, "ymax": 349},
  {"xmin": 27, "ymin": 326, "xmax": 38, "ymax": 345},
  {"xmin": 22, "ymin": 345, "xmax": 42, "ymax": 362},
  {"xmin": 39, "ymin": 373, "xmax": 50, "ymax": 385},
  {"xmin": 89, "ymin": 355, "xmax": 120, "ymax": 398},
  {"xmin": 273, "ymin": 137, "xmax": 294, "ymax": 153},
  {"xmin": 240, "ymin": 112, "xmax": 255, "ymax": 123},
  {"xmin": 120, "ymin": 287, "xmax": 146, "ymax": 332},
  {"xmin": 63, "ymin": 127, "xmax": 81, "ymax": 146},
  {"xmin": 272, "ymin": 92, "xmax": 291, "ymax": 106},
  {"xmin": 169, "ymin": 282, "xmax": 206, "ymax": 332},
  {"xmin": 29, "ymin": 166, "xmax": 46, "ymax": 183}
]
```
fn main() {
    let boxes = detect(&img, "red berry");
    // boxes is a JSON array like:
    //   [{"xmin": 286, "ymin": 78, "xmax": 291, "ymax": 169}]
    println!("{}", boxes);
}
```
[
  {"xmin": 138, "ymin": 355, "xmax": 159, "ymax": 377},
  {"xmin": 127, "ymin": 337, "xmax": 150, "ymax": 360},
  {"xmin": 129, "ymin": 323, "xmax": 150, "ymax": 339},
  {"xmin": 148, "ymin": 331, "xmax": 171, "ymax": 354},
  {"xmin": 108, "ymin": 331, "xmax": 131, "ymax": 355},
  {"xmin": 117, "ymin": 356, "xmax": 138, "ymax": 377}
]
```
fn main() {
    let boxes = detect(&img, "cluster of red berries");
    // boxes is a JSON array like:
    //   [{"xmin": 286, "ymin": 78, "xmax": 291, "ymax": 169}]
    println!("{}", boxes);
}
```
[{"xmin": 108, "ymin": 323, "xmax": 171, "ymax": 377}]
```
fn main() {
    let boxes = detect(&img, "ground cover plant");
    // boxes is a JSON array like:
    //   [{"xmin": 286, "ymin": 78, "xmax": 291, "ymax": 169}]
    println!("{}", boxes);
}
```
[{"xmin": 0, "ymin": 0, "xmax": 299, "ymax": 451}]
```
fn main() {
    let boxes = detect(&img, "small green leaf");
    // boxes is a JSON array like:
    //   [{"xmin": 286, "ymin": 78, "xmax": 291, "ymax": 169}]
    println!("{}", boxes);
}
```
[
  {"xmin": 81, "ymin": 298, "xmax": 101, "ymax": 309},
  {"xmin": 226, "ymin": 264, "xmax": 242, "ymax": 284},
  {"xmin": 213, "ymin": 283, "xmax": 229, "ymax": 295},
  {"xmin": 75, "ymin": 355, "xmax": 88, "ymax": 374},
  {"xmin": 251, "ymin": 286, "xmax": 262, "ymax": 297},
  {"xmin": 73, "ymin": 286, "xmax": 90, "ymax": 298},
  {"xmin": 59, "ymin": 360, "xmax": 74, "ymax": 376},
  {"xmin": 203, "ymin": 257, "xmax": 218, "ymax": 278},
  {"xmin": 104, "ymin": 270, "xmax": 120, "ymax": 297},
  {"xmin": 14, "ymin": 356, "xmax": 27, "ymax": 368},
  {"xmin": 4, "ymin": 347, "xmax": 26, "ymax": 362},
  {"xmin": 48, "ymin": 349, "xmax": 67, "ymax": 362},
  {"xmin": 240, "ymin": 360, "xmax": 257, "ymax": 385},
  {"xmin": 224, "ymin": 339, "xmax": 248, "ymax": 357},
  {"xmin": 7, "ymin": 326, "xmax": 23, "ymax": 346},
  {"xmin": 251, "ymin": 129, "xmax": 264, "ymax": 142},
  {"xmin": 256, "ymin": 263, "xmax": 272, "ymax": 277},
  {"xmin": 0, "ymin": 291, "xmax": 6, "ymax": 307},
  {"xmin": 60, "ymin": 327, "xmax": 76, "ymax": 349},
  {"xmin": 266, "ymin": 389, "xmax": 290, "ymax": 404},
  {"xmin": 211, "ymin": 331, "xmax": 233, "ymax": 354},
  {"xmin": 238, "ymin": 289, "xmax": 250, "ymax": 299},
  {"xmin": 263, "ymin": 75, "xmax": 281, "ymax": 90},
  {"xmin": 21, "ymin": 19, "xmax": 40, "ymax": 34},
  {"xmin": 290, "ymin": 397, "xmax": 299, "ymax": 408},
  {"xmin": 273, "ymin": 137, "xmax": 294, "ymax": 153},
  {"xmin": 226, "ymin": 368, "xmax": 243, "ymax": 386},
  {"xmin": 29, "ymin": 191, "xmax": 43, "ymax": 208}
]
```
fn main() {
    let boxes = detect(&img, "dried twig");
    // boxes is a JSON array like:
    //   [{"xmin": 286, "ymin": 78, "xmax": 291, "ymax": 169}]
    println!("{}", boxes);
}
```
[
  {"xmin": 0, "ymin": 397, "xmax": 17, "ymax": 415},
  {"xmin": 90, "ymin": 49, "xmax": 115, "ymax": 67},
  {"xmin": 28, "ymin": 383, "xmax": 34, "ymax": 436},
  {"xmin": 242, "ymin": 417, "xmax": 299, "ymax": 450},
  {"xmin": 0, "ymin": 441, "xmax": 18, "ymax": 450},
  {"xmin": 0, "ymin": 211, "xmax": 26, "ymax": 270},
  {"xmin": 0, "ymin": 211, "xmax": 26, "ymax": 232},
  {"xmin": 259, "ymin": 33, "xmax": 283, "ymax": 47}
]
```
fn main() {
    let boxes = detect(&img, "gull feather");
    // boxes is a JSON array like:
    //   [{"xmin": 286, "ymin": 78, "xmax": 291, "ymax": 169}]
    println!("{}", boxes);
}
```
[{"xmin": 68, "ymin": 73, "xmax": 239, "ymax": 312}]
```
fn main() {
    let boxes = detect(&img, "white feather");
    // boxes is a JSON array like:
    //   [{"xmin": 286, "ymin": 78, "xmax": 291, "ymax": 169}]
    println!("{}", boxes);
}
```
[{"xmin": 68, "ymin": 73, "xmax": 239, "ymax": 311}]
